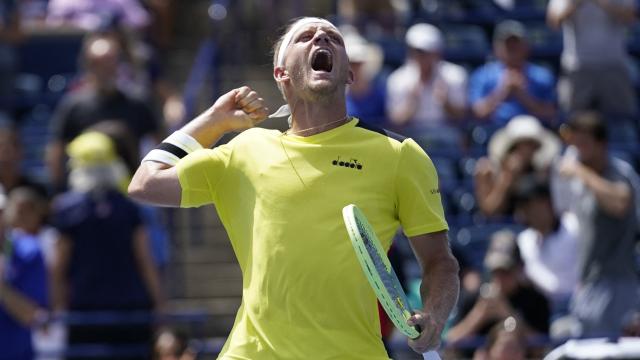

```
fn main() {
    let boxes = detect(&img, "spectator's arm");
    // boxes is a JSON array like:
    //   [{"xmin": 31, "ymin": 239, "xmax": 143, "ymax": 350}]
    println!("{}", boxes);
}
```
[
  {"xmin": 471, "ymin": 87, "xmax": 509, "ymax": 121},
  {"xmin": 446, "ymin": 297, "xmax": 489, "ymax": 343},
  {"xmin": 388, "ymin": 85, "xmax": 422, "ymax": 126},
  {"xmin": 0, "ymin": 281, "xmax": 46, "ymax": 327},
  {"xmin": 46, "ymin": 140, "xmax": 66, "ymax": 192},
  {"xmin": 547, "ymin": 0, "xmax": 582, "ymax": 29},
  {"xmin": 132, "ymin": 226, "xmax": 165, "ymax": 310},
  {"xmin": 565, "ymin": 162, "xmax": 632, "ymax": 217},
  {"xmin": 595, "ymin": 0, "xmax": 637, "ymax": 24},
  {"xmin": 51, "ymin": 235, "xmax": 71, "ymax": 312},
  {"xmin": 474, "ymin": 158, "xmax": 513, "ymax": 217}
]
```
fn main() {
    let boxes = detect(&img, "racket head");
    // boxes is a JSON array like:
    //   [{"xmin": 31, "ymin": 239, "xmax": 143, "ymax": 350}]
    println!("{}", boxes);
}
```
[{"xmin": 342, "ymin": 204, "xmax": 420, "ymax": 339}]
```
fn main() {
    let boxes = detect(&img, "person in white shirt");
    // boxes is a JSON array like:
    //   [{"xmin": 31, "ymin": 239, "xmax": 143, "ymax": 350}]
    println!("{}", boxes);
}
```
[
  {"xmin": 513, "ymin": 176, "xmax": 579, "ymax": 316},
  {"xmin": 386, "ymin": 23, "xmax": 467, "ymax": 129}
]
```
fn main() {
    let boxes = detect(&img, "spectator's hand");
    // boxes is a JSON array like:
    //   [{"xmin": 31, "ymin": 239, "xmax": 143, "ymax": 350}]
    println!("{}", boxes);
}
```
[
  {"xmin": 407, "ymin": 312, "xmax": 443, "ymax": 353},
  {"xmin": 558, "ymin": 157, "xmax": 583, "ymax": 178},
  {"xmin": 208, "ymin": 86, "xmax": 269, "ymax": 132},
  {"xmin": 503, "ymin": 153, "xmax": 526, "ymax": 179},
  {"xmin": 474, "ymin": 157, "xmax": 494, "ymax": 178},
  {"xmin": 505, "ymin": 70, "xmax": 527, "ymax": 95},
  {"xmin": 433, "ymin": 77, "xmax": 449, "ymax": 105}
]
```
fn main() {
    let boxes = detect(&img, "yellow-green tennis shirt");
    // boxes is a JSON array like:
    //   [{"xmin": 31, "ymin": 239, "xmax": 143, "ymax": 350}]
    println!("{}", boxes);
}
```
[{"xmin": 177, "ymin": 118, "xmax": 448, "ymax": 360}]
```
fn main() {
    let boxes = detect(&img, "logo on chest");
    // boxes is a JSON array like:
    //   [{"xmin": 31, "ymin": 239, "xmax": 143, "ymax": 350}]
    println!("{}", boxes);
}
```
[{"xmin": 332, "ymin": 156, "xmax": 363, "ymax": 170}]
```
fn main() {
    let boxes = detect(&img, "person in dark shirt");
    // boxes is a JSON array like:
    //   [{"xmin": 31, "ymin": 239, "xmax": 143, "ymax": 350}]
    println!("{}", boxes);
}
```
[
  {"xmin": 47, "ymin": 32, "xmax": 161, "ymax": 191},
  {"xmin": 446, "ymin": 229, "xmax": 550, "ymax": 345},
  {"xmin": 50, "ymin": 132, "xmax": 163, "ymax": 360}
]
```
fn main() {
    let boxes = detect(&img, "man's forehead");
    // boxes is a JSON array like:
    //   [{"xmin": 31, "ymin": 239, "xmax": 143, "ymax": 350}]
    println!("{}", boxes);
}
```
[{"xmin": 293, "ymin": 21, "xmax": 341, "ymax": 35}]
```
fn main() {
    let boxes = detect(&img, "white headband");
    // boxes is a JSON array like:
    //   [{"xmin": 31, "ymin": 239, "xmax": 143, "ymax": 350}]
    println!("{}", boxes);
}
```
[{"xmin": 276, "ymin": 17, "xmax": 340, "ymax": 68}]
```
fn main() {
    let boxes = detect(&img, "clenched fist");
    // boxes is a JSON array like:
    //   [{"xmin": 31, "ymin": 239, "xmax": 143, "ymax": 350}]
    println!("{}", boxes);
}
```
[{"xmin": 210, "ymin": 86, "xmax": 269, "ymax": 131}]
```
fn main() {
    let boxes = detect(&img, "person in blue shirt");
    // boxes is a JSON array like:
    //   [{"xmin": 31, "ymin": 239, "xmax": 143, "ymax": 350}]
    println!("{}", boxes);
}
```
[
  {"xmin": 469, "ymin": 20, "xmax": 557, "ymax": 126},
  {"xmin": 0, "ymin": 186, "xmax": 50, "ymax": 360},
  {"xmin": 344, "ymin": 32, "xmax": 388, "ymax": 127}
]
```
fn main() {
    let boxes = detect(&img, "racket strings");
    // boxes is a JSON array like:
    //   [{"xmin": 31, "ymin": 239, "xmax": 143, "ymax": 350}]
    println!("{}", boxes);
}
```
[{"xmin": 356, "ymin": 220, "xmax": 412, "ymax": 315}]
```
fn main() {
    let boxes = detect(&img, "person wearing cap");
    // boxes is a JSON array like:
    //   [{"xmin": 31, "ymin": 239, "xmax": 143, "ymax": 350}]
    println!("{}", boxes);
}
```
[
  {"xmin": 129, "ymin": 17, "xmax": 460, "ymax": 358},
  {"xmin": 469, "ymin": 20, "xmax": 556, "ymax": 126},
  {"xmin": 50, "ymin": 132, "xmax": 164, "ymax": 359},
  {"xmin": 474, "ymin": 115, "xmax": 561, "ymax": 217},
  {"xmin": 547, "ymin": 0, "xmax": 637, "ymax": 115},
  {"xmin": 554, "ymin": 111, "xmax": 639, "ymax": 337},
  {"xmin": 344, "ymin": 31, "xmax": 388, "ymax": 126},
  {"xmin": 386, "ymin": 23, "xmax": 468, "ymax": 129},
  {"xmin": 512, "ymin": 176, "xmax": 579, "ymax": 316},
  {"xmin": 446, "ymin": 230, "xmax": 550, "ymax": 346}
]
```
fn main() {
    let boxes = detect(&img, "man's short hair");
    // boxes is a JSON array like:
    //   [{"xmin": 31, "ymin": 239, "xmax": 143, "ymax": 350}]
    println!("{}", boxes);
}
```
[
  {"xmin": 272, "ymin": 18, "xmax": 303, "ymax": 98},
  {"xmin": 566, "ymin": 111, "xmax": 608, "ymax": 143}
]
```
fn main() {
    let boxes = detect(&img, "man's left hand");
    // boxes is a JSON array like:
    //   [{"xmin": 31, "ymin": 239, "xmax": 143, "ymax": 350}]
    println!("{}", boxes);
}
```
[{"xmin": 407, "ymin": 312, "xmax": 443, "ymax": 353}]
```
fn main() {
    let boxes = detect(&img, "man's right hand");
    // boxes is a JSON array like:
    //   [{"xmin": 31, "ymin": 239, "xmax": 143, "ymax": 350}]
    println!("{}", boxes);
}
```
[
  {"xmin": 209, "ymin": 86, "xmax": 269, "ymax": 132},
  {"xmin": 180, "ymin": 86, "xmax": 269, "ymax": 148}
]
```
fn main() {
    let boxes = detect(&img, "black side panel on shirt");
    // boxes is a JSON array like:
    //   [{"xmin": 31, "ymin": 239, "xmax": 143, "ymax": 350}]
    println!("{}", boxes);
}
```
[{"xmin": 355, "ymin": 121, "xmax": 406, "ymax": 143}]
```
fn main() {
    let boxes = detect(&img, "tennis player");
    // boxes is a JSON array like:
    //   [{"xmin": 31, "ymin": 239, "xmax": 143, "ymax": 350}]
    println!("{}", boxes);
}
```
[{"xmin": 129, "ymin": 17, "xmax": 459, "ymax": 359}]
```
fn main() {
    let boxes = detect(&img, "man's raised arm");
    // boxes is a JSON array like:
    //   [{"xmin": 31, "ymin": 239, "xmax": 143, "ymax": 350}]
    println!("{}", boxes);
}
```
[{"xmin": 128, "ymin": 87, "xmax": 268, "ymax": 207}]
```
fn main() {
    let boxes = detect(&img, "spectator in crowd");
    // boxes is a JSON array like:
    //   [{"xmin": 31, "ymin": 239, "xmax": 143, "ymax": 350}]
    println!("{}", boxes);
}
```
[
  {"xmin": 513, "ymin": 176, "xmax": 579, "ymax": 316},
  {"xmin": 50, "ymin": 132, "xmax": 164, "ymax": 360},
  {"xmin": 447, "ymin": 230, "xmax": 550, "ymax": 345},
  {"xmin": 386, "ymin": 23, "xmax": 467, "ymax": 129},
  {"xmin": 555, "ymin": 111, "xmax": 639, "ymax": 337},
  {"xmin": 337, "ymin": 0, "xmax": 399, "ymax": 37},
  {"xmin": 153, "ymin": 327, "xmax": 196, "ymax": 360},
  {"xmin": 0, "ymin": 125, "xmax": 49, "ymax": 198},
  {"xmin": 47, "ymin": 32, "xmax": 161, "ymax": 191},
  {"xmin": 344, "ymin": 32, "xmax": 387, "ymax": 127},
  {"xmin": 0, "ymin": 186, "xmax": 50, "ymax": 360},
  {"xmin": 0, "ymin": 0, "xmax": 23, "ymax": 111},
  {"xmin": 473, "ymin": 318, "xmax": 527, "ymax": 360},
  {"xmin": 46, "ymin": 0, "xmax": 151, "ymax": 32},
  {"xmin": 474, "ymin": 115, "xmax": 561, "ymax": 217},
  {"xmin": 547, "ymin": 0, "xmax": 637, "ymax": 115},
  {"xmin": 469, "ymin": 20, "xmax": 556, "ymax": 125}
]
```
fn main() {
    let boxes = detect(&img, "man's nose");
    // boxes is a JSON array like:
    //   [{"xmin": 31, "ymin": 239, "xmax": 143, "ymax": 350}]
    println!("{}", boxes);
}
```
[{"xmin": 313, "ymin": 31, "xmax": 330, "ymax": 44}]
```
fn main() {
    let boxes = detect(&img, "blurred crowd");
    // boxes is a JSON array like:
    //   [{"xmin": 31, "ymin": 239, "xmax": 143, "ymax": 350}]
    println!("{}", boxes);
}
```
[{"xmin": 0, "ymin": 0, "xmax": 639, "ymax": 359}]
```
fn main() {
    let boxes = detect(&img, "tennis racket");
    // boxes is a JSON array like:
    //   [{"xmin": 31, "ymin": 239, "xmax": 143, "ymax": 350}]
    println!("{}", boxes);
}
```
[{"xmin": 342, "ymin": 204, "xmax": 441, "ymax": 360}]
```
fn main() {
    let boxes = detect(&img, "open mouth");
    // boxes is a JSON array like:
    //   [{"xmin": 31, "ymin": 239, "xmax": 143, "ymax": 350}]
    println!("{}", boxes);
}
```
[{"xmin": 311, "ymin": 49, "xmax": 333, "ymax": 72}]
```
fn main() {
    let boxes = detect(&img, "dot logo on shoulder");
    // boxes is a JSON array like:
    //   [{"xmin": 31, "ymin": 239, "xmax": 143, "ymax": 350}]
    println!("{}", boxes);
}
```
[{"xmin": 332, "ymin": 156, "xmax": 363, "ymax": 170}]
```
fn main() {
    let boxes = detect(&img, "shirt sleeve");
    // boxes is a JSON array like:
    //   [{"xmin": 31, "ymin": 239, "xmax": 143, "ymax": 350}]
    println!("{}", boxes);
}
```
[
  {"xmin": 447, "ymin": 67, "xmax": 468, "ymax": 108},
  {"xmin": 395, "ymin": 139, "xmax": 449, "ymax": 237},
  {"xmin": 50, "ymin": 96, "xmax": 76, "ymax": 142},
  {"xmin": 176, "ymin": 144, "xmax": 233, "ymax": 208},
  {"xmin": 468, "ymin": 66, "xmax": 488, "ymax": 106}
]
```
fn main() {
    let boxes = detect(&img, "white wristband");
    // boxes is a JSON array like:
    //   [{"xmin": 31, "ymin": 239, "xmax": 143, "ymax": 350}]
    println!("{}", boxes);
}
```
[{"xmin": 142, "ymin": 131, "xmax": 203, "ymax": 166}]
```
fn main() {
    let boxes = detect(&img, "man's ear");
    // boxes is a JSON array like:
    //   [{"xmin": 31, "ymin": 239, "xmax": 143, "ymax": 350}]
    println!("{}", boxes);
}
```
[
  {"xmin": 346, "ymin": 69, "xmax": 355, "ymax": 85},
  {"xmin": 274, "ymin": 67, "xmax": 289, "ymax": 83}
]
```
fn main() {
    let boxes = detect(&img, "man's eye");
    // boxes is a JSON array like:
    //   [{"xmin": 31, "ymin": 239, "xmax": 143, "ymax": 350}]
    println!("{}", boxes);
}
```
[{"xmin": 297, "ymin": 33, "xmax": 313, "ymax": 42}]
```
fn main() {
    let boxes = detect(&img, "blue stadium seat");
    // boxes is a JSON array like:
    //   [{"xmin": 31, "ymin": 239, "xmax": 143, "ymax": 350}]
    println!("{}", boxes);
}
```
[
  {"xmin": 526, "ymin": 22, "xmax": 563, "ymax": 58},
  {"xmin": 18, "ymin": 33, "xmax": 83, "ymax": 81},
  {"xmin": 442, "ymin": 24, "xmax": 491, "ymax": 63},
  {"xmin": 452, "ymin": 222, "xmax": 524, "ymax": 270}
]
